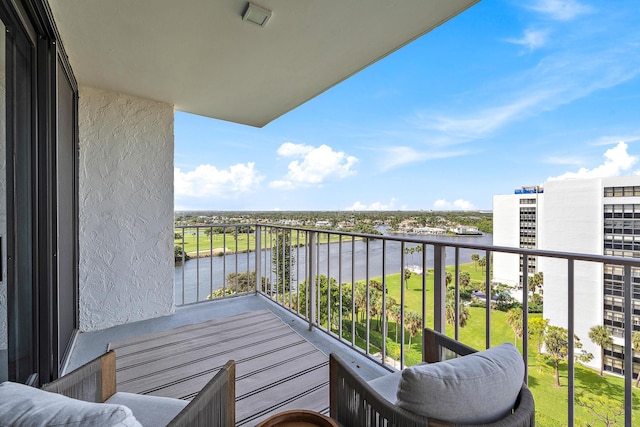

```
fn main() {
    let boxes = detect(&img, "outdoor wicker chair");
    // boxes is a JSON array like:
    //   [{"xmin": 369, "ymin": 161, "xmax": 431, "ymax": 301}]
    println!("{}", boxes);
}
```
[
  {"xmin": 330, "ymin": 328, "xmax": 535, "ymax": 427},
  {"xmin": 41, "ymin": 350, "xmax": 235, "ymax": 427}
]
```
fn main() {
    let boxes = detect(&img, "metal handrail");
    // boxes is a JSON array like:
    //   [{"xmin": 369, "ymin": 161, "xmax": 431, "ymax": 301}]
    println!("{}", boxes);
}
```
[{"xmin": 174, "ymin": 223, "xmax": 639, "ymax": 426}]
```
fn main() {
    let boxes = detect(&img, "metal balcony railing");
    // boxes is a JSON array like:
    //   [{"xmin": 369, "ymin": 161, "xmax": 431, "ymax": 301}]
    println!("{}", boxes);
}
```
[{"xmin": 174, "ymin": 224, "xmax": 639, "ymax": 426}]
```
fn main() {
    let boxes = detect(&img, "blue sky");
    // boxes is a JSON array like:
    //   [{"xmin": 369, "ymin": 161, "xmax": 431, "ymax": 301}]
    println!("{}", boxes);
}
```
[{"xmin": 175, "ymin": 0, "xmax": 640, "ymax": 211}]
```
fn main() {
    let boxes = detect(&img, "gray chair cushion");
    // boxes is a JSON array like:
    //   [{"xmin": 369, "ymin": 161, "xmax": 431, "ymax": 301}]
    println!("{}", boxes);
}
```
[
  {"xmin": 396, "ymin": 343, "xmax": 524, "ymax": 424},
  {"xmin": 106, "ymin": 392, "xmax": 189, "ymax": 427},
  {"xmin": 367, "ymin": 371, "xmax": 402, "ymax": 404},
  {"xmin": 0, "ymin": 381, "xmax": 142, "ymax": 427}
]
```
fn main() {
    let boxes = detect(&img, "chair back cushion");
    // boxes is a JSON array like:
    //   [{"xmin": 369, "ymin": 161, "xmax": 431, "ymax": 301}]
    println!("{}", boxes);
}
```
[
  {"xmin": 106, "ymin": 392, "xmax": 189, "ymax": 426},
  {"xmin": 396, "ymin": 343, "xmax": 524, "ymax": 424},
  {"xmin": 0, "ymin": 381, "xmax": 142, "ymax": 427}
]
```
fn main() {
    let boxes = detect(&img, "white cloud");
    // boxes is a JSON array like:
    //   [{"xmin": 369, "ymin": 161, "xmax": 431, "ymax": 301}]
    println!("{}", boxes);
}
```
[
  {"xmin": 414, "ymin": 44, "xmax": 640, "ymax": 144},
  {"xmin": 175, "ymin": 163, "xmax": 263, "ymax": 198},
  {"xmin": 507, "ymin": 29, "xmax": 550, "ymax": 51},
  {"xmin": 277, "ymin": 142, "xmax": 313, "ymax": 157},
  {"xmin": 380, "ymin": 146, "xmax": 469, "ymax": 171},
  {"xmin": 526, "ymin": 0, "xmax": 592, "ymax": 21},
  {"xmin": 548, "ymin": 141, "xmax": 638, "ymax": 180},
  {"xmin": 410, "ymin": 5, "xmax": 640, "ymax": 147},
  {"xmin": 591, "ymin": 135, "xmax": 640, "ymax": 147},
  {"xmin": 433, "ymin": 199, "xmax": 475, "ymax": 210},
  {"xmin": 545, "ymin": 155, "xmax": 585, "ymax": 166},
  {"xmin": 419, "ymin": 92, "xmax": 548, "ymax": 140},
  {"xmin": 346, "ymin": 198, "xmax": 397, "ymax": 211},
  {"xmin": 269, "ymin": 143, "xmax": 358, "ymax": 189}
]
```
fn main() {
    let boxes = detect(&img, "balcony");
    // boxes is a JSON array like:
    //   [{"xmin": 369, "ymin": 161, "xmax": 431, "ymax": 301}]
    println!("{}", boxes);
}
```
[{"xmin": 66, "ymin": 224, "xmax": 640, "ymax": 426}]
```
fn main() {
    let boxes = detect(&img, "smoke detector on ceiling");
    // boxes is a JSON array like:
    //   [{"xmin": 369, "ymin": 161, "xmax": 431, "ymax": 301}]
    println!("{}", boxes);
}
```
[{"xmin": 242, "ymin": 2, "xmax": 272, "ymax": 27}]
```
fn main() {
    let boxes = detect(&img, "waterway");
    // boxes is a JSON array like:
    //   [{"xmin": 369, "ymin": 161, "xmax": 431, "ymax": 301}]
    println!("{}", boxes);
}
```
[{"xmin": 175, "ymin": 232, "xmax": 493, "ymax": 304}]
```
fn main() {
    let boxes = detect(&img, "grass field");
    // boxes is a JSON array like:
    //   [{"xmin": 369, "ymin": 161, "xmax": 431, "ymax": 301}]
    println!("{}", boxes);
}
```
[
  {"xmin": 338, "ymin": 263, "xmax": 639, "ymax": 426},
  {"xmin": 175, "ymin": 228, "xmax": 350, "ymax": 256}
]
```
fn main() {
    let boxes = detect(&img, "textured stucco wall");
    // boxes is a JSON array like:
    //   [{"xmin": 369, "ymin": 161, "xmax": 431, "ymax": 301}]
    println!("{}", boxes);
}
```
[{"xmin": 78, "ymin": 87, "xmax": 174, "ymax": 332}]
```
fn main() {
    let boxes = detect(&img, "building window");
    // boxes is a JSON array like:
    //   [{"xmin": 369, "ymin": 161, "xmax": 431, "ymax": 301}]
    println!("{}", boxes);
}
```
[{"xmin": 604, "ymin": 186, "xmax": 640, "ymax": 197}]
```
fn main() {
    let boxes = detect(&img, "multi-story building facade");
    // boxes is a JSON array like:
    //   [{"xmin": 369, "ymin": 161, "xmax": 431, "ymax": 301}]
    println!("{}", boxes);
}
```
[
  {"xmin": 493, "ymin": 186, "xmax": 544, "ymax": 287},
  {"xmin": 494, "ymin": 177, "xmax": 640, "ymax": 376}
]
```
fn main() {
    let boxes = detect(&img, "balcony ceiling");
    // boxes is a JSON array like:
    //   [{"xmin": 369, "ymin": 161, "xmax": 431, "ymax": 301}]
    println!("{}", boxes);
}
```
[{"xmin": 49, "ymin": 0, "xmax": 478, "ymax": 127}]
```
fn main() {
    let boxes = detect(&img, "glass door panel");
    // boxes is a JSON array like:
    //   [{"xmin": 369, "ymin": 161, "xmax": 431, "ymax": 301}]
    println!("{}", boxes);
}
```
[{"xmin": 0, "ymin": 18, "xmax": 6, "ymax": 383}]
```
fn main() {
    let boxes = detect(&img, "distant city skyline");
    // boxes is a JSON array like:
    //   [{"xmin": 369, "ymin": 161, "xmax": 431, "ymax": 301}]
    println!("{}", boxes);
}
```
[{"xmin": 175, "ymin": 0, "xmax": 640, "ymax": 211}]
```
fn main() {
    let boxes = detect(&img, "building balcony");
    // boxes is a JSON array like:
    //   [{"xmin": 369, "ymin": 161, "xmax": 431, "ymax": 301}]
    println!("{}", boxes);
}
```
[{"xmin": 66, "ymin": 224, "xmax": 640, "ymax": 426}]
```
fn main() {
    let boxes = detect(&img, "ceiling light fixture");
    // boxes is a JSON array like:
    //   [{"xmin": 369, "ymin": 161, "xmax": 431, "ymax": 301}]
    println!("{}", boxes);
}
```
[{"xmin": 242, "ymin": 2, "xmax": 272, "ymax": 27}]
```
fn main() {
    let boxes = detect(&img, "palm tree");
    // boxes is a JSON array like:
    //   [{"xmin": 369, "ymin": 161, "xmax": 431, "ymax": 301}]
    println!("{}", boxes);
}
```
[
  {"xmin": 445, "ymin": 297, "xmax": 470, "ymax": 328},
  {"xmin": 633, "ymin": 331, "xmax": 640, "ymax": 387},
  {"xmin": 528, "ymin": 272, "xmax": 543, "ymax": 294},
  {"xmin": 588, "ymin": 325, "xmax": 612, "ymax": 376},
  {"xmin": 388, "ymin": 304, "xmax": 402, "ymax": 343},
  {"xmin": 415, "ymin": 245, "xmax": 423, "ymax": 263},
  {"xmin": 506, "ymin": 308, "xmax": 524, "ymax": 345},
  {"xmin": 478, "ymin": 256, "xmax": 486, "ymax": 273},
  {"xmin": 471, "ymin": 253, "xmax": 480, "ymax": 271},
  {"xmin": 368, "ymin": 288, "xmax": 382, "ymax": 331},
  {"xmin": 404, "ymin": 310, "xmax": 421, "ymax": 350},
  {"xmin": 354, "ymin": 282, "xmax": 367, "ymax": 323}
]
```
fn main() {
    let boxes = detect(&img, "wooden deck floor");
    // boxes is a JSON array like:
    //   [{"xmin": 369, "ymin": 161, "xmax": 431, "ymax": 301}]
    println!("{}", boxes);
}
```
[{"xmin": 108, "ymin": 309, "xmax": 329, "ymax": 426}]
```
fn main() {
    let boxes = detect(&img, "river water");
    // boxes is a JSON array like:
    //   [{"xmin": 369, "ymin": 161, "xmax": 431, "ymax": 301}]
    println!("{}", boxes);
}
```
[{"xmin": 175, "ymin": 232, "xmax": 493, "ymax": 304}]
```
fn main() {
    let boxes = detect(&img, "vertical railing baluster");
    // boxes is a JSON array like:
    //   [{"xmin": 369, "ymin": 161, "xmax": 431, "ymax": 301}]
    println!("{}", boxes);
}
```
[
  {"xmin": 304, "ymin": 230, "xmax": 309, "ymax": 320},
  {"xmin": 382, "ymin": 239, "xmax": 387, "ymax": 366},
  {"xmin": 316, "ymin": 235, "xmax": 321, "ymax": 327},
  {"xmin": 181, "ymin": 228, "xmax": 185, "ymax": 305},
  {"xmin": 269, "ymin": 228, "xmax": 274, "ymax": 296},
  {"xmin": 522, "ymin": 256, "xmax": 537, "ymax": 384},
  {"xmin": 485, "ymin": 249, "xmax": 491, "ymax": 349},
  {"xmin": 351, "ymin": 236, "xmax": 356, "ymax": 348},
  {"xmin": 422, "ymin": 243, "xmax": 427, "ymax": 334},
  {"xmin": 296, "ymin": 230, "xmax": 300, "ymax": 314},
  {"xmin": 234, "ymin": 226, "xmax": 239, "ymax": 293},
  {"xmin": 400, "ymin": 241, "xmax": 406, "ymax": 369},
  {"xmin": 289, "ymin": 229, "xmax": 293, "ymax": 308},
  {"xmin": 246, "ymin": 226, "xmax": 250, "ymax": 292},
  {"xmin": 196, "ymin": 227, "xmax": 200, "ymax": 302},
  {"xmin": 255, "ymin": 225, "xmax": 261, "ymax": 294},
  {"xmin": 209, "ymin": 226, "xmax": 213, "ymax": 299},
  {"xmin": 277, "ymin": 228, "xmax": 282, "ymax": 303},
  {"xmin": 567, "ymin": 258, "xmax": 575, "ymax": 427},
  {"xmin": 624, "ymin": 263, "xmax": 632, "ymax": 427},
  {"xmin": 433, "ymin": 244, "xmax": 446, "ymax": 333},
  {"xmin": 454, "ymin": 247, "xmax": 460, "ymax": 341},
  {"xmin": 365, "ymin": 237, "xmax": 370, "ymax": 355},
  {"xmin": 327, "ymin": 233, "xmax": 332, "ymax": 332},
  {"xmin": 339, "ymin": 236, "xmax": 343, "ymax": 340},
  {"xmin": 522, "ymin": 256, "xmax": 529, "ymax": 383},
  {"xmin": 308, "ymin": 231, "xmax": 316, "ymax": 331},
  {"xmin": 222, "ymin": 227, "xmax": 227, "ymax": 296}
]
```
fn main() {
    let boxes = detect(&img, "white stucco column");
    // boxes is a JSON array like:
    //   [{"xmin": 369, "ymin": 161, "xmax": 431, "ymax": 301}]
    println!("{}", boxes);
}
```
[{"xmin": 78, "ymin": 86, "xmax": 175, "ymax": 332}]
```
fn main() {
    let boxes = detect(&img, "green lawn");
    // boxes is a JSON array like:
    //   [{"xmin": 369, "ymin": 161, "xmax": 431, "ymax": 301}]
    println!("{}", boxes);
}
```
[
  {"xmin": 344, "ymin": 263, "xmax": 639, "ymax": 426},
  {"xmin": 175, "ymin": 229, "xmax": 350, "ymax": 256}
]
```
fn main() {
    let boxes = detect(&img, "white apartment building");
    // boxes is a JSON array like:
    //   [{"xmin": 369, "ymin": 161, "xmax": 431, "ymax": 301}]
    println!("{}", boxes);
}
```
[
  {"xmin": 493, "ymin": 186, "xmax": 544, "ymax": 287},
  {"xmin": 493, "ymin": 177, "xmax": 640, "ymax": 376}
]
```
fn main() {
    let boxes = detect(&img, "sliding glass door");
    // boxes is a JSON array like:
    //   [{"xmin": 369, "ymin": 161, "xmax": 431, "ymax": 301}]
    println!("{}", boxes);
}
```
[
  {"xmin": 4, "ymin": 3, "xmax": 36, "ymax": 384},
  {"xmin": 0, "ymin": 0, "xmax": 78, "ymax": 385},
  {"xmin": 0, "ymin": 16, "xmax": 6, "ymax": 383}
]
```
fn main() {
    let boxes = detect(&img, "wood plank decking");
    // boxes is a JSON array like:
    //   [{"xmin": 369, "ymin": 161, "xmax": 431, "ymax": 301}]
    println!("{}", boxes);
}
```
[{"xmin": 108, "ymin": 309, "xmax": 329, "ymax": 426}]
